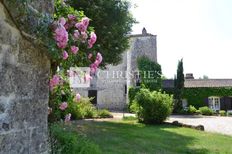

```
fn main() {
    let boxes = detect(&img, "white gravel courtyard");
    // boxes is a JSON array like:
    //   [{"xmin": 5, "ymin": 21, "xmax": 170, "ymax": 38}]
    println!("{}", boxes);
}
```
[{"xmin": 167, "ymin": 115, "xmax": 232, "ymax": 136}]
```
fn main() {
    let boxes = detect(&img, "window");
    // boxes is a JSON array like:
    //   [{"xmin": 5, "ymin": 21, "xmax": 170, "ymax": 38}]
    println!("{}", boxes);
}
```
[
  {"xmin": 208, "ymin": 97, "xmax": 220, "ymax": 111},
  {"xmin": 134, "ymin": 72, "xmax": 141, "ymax": 87},
  {"xmin": 125, "ymin": 85, "xmax": 127, "ymax": 95}
]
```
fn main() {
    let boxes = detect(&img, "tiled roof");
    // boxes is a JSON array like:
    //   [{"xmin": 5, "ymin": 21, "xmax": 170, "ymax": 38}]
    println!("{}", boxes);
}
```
[{"xmin": 162, "ymin": 79, "xmax": 232, "ymax": 88}]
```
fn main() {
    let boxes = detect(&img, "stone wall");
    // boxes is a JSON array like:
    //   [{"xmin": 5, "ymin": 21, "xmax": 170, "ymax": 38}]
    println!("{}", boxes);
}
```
[
  {"xmin": 0, "ymin": 1, "xmax": 51, "ymax": 154},
  {"xmin": 128, "ymin": 34, "xmax": 157, "ymax": 87},
  {"xmin": 96, "ymin": 51, "xmax": 128, "ymax": 110}
]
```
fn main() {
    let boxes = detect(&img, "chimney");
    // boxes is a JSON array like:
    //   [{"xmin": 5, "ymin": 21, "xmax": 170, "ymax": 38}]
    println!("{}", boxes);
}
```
[
  {"xmin": 185, "ymin": 73, "xmax": 194, "ymax": 79},
  {"xmin": 142, "ymin": 27, "xmax": 147, "ymax": 35}
]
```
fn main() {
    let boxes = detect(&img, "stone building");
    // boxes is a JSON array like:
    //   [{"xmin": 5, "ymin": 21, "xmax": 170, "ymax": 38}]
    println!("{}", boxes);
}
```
[
  {"xmin": 75, "ymin": 28, "xmax": 157, "ymax": 110},
  {"xmin": 163, "ymin": 74, "xmax": 232, "ymax": 111}
]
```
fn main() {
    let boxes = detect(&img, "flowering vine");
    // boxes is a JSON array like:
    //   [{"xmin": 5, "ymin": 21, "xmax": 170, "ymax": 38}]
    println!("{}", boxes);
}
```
[{"xmin": 48, "ymin": 0, "xmax": 103, "ymax": 122}]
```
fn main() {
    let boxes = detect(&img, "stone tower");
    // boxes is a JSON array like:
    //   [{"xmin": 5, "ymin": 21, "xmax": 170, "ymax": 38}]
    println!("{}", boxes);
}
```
[{"xmin": 74, "ymin": 28, "xmax": 157, "ymax": 110}]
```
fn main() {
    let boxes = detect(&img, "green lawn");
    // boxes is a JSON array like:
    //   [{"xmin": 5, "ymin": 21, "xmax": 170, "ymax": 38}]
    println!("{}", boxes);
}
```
[{"xmin": 70, "ymin": 119, "xmax": 232, "ymax": 154}]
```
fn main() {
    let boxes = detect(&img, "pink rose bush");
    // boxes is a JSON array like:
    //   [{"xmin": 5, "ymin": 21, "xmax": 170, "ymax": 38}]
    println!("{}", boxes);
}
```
[
  {"xmin": 63, "ymin": 51, "xmax": 69, "ymax": 59},
  {"xmin": 49, "ymin": 13, "xmax": 103, "ymax": 122}
]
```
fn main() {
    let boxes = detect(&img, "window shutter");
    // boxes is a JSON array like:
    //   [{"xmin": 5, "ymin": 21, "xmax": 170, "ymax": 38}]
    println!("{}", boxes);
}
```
[{"xmin": 204, "ymin": 98, "xmax": 209, "ymax": 106}]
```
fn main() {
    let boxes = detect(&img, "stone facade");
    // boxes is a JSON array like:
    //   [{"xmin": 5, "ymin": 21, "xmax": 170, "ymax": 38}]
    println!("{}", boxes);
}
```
[
  {"xmin": 0, "ymin": 1, "xmax": 52, "ymax": 154},
  {"xmin": 75, "ymin": 30, "xmax": 157, "ymax": 110}
]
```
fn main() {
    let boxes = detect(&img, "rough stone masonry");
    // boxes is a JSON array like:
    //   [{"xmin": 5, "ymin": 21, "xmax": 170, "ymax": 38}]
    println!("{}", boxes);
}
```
[{"xmin": 0, "ymin": 1, "xmax": 53, "ymax": 153}]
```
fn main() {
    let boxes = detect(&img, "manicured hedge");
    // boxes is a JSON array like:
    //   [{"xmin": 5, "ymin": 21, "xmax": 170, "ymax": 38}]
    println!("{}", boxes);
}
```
[{"xmin": 163, "ymin": 87, "xmax": 232, "ymax": 108}]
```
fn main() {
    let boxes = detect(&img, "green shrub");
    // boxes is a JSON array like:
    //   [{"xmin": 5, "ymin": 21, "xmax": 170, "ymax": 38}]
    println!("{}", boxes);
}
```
[
  {"xmin": 97, "ymin": 109, "xmax": 113, "ymax": 118},
  {"xmin": 219, "ymin": 110, "xmax": 226, "ymax": 116},
  {"xmin": 78, "ymin": 98, "xmax": 97, "ymax": 119},
  {"xmin": 199, "ymin": 106, "xmax": 213, "ymax": 115},
  {"xmin": 49, "ymin": 123, "xmax": 101, "ymax": 154},
  {"xmin": 128, "ymin": 87, "xmax": 140, "ymax": 112},
  {"xmin": 129, "ymin": 100, "xmax": 140, "ymax": 113},
  {"xmin": 134, "ymin": 88, "xmax": 173, "ymax": 124},
  {"xmin": 195, "ymin": 110, "xmax": 201, "ymax": 115},
  {"xmin": 227, "ymin": 112, "xmax": 232, "ymax": 116},
  {"xmin": 188, "ymin": 105, "xmax": 197, "ymax": 114}
]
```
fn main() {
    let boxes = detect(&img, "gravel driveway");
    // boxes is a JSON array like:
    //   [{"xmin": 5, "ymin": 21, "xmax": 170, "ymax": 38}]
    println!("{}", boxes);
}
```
[
  {"xmin": 104, "ymin": 112, "xmax": 232, "ymax": 136},
  {"xmin": 167, "ymin": 115, "xmax": 232, "ymax": 136}
]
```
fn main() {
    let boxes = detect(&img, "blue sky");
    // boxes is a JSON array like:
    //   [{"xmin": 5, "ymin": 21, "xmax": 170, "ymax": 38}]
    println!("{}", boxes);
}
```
[{"xmin": 130, "ymin": 0, "xmax": 232, "ymax": 79}]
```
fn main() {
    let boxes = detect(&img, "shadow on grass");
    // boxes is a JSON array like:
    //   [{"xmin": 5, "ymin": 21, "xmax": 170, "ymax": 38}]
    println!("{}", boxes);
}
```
[{"xmin": 71, "ymin": 120, "xmax": 210, "ymax": 154}]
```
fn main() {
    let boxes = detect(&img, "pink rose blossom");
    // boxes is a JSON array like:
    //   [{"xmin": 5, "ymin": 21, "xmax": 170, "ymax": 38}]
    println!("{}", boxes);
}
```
[
  {"xmin": 90, "ymin": 32, "xmax": 97, "ymax": 43},
  {"xmin": 90, "ymin": 63, "xmax": 98, "ymax": 74},
  {"xmin": 96, "ymin": 52, "xmax": 103, "ymax": 63},
  {"xmin": 88, "ymin": 32, "xmax": 97, "ymax": 48},
  {"xmin": 68, "ymin": 14, "xmax": 76, "ymax": 21},
  {"xmin": 84, "ymin": 74, "xmax": 92, "ymax": 82},
  {"xmin": 63, "ymin": 51, "xmax": 69, "ymax": 60},
  {"xmin": 59, "ymin": 17, "xmax": 66, "ymax": 26},
  {"xmin": 49, "ymin": 75, "xmax": 60, "ymax": 91},
  {"xmin": 88, "ymin": 53, "xmax": 93, "ymax": 59},
  {"xmin": 65, "ymin": 113, "xmax": 71, "ymax": 122},
  {"xmin": 54, "ymin": 25, "xmax": 68, "ymax": 49},
  {"xmin": 88, "ymin": 43, "xmax": 93, "ymax": 49},
  {"xmin": 81, "ymin": 32, "xmax": 88, "ymax": 40},
  {"xmin": 64, "ymin": 23, "xmax": 70, "ymax": 30},
  {"xmin": 76, "ymin": 93, "xmax": 81, "ymax": 102},
  {"xmin": 82, "ymin": 17, "xmax": 90, "ymax": 27},
  {"xmin": 73, "ymin": 30, "xmax": 80, "ymax": 40},
  {"xmin": 75, "ymin": 22, "xmax": 86, "ymax": 32},
  {"xmin": 71, "ymin": 46, "xmax": 79, "ymax": 54},
  {"xmin": 59, "ymin": 102, "xmax": 68, "ymax": 110},
  {"xmin": 90, "ymin": 53, "xmax": 103, "ymax": 74}
]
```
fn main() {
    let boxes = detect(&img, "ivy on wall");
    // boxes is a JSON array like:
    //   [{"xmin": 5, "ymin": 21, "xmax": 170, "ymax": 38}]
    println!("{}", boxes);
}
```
[
  {"xmin": 163, "ymin": 87, "xmax": 232, "ymax": 108},
  {"xmin": 128, "ymin": 87, "xmax": 140, "ymax": 108}
]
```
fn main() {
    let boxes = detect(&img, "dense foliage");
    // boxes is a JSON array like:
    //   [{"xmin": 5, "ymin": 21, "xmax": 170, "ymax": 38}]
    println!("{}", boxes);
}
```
[
  {"xmin": 174, "ymin": 59, "xmax": 184, "ymax": 112},
  {"xmin": 68, "ymin": 0, "xmax": 136, "ymax": 67},
  {"xmin": 48, "ymin": 0, "xmax": 102, "ymax": 73},
  {"xmin": 128, "ymin": 86, "xmax": 140, "ymax": 112},
  {"xmin": 48, "ymin": 0, "xmax": 105, "ymax": 122},
  {"xmin": 199, "ymin": 106, "xmax": 213, "ymax": 115},
  {"xmin": 133, "ymin": 88, "xmax": 173, "ymax": 124},
  {"xmin": 49, "ymin": 123, "xmax": 101, "ymax": 154},
  {"xmin": 219, "ymin": 110, "xmax": 226, "ymax": 116},
  {"xmin": 183, "ymin": 87, "xmax": 232, "ymax": 108},
  {"xmin": 48, "ymin": 74, "xmax": 112, "ymax": 122},
  {"xmin": 188, "ymin": 105, "xmax": 197, "ymax": 114},
  {"xmin": 137, "ymin": 56, "xmax": 162, "ymax": 91}
]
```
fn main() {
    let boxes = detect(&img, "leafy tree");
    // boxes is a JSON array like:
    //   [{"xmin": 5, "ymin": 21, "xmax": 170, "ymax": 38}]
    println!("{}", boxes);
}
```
[
  {"xmin": 174, "ymin": 59, "xmax": 184, "ymax": 112},
  {"xmin": 137, "ymin": 56, "xmax": 162, "ymax": 91},
  {"xmin": 68, "ymin": 0, "xmax": 136, "ymax": 67}
]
